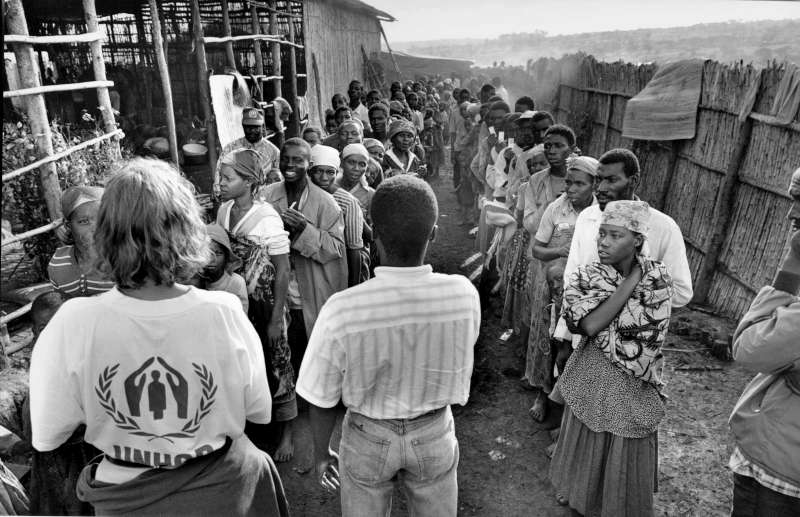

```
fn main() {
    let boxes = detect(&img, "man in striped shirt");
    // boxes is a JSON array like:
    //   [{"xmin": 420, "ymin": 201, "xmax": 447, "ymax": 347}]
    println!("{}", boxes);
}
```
[
  {"xmin": 308, "ymin": 144, "xmax": 367, "ymax": 286},
  {"xmin": 297, "ymin": 176, "xmax": 481, "ymax": 517}
]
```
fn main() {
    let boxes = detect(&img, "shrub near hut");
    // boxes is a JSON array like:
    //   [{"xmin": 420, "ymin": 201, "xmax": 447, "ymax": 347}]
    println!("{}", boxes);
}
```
[{"xmin": 1, "ymin": 119, "xmax": 125, "ymax": 287}]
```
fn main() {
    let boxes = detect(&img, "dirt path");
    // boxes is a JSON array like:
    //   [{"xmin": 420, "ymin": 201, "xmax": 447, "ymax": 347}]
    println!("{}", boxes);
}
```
[{"xmin": 276, "ymin": 158, "xmax": 755, "ymax": 516}]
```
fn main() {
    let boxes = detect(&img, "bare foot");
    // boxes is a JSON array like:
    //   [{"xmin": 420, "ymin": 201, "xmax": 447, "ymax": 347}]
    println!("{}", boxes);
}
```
[
  {"xmin": 274, "ymin": 421, "xmax": 294, "ymax": 463},
  {"xmin": 528, "ymin": 391, "xmax": 547, "ymax": 422}
]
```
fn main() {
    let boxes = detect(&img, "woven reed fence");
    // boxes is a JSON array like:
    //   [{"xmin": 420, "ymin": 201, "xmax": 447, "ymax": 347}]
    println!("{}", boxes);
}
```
[{"xmin": 521, "ymin": 54, "xmax": 798, "ymax": 319}]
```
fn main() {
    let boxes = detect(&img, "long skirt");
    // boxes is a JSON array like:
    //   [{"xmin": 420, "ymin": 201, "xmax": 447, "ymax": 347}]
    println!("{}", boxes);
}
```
[
  {"xmin": 76, "ymin": 436, "xmax": 290, "ymax": 516},
  {"xmin": 549, "ymin": 406, "xmax": 657, "ymax": 517},
  {"xmin": 501, "ymin": 228, "xmax": 531, "ymax": 333},
  {"xmin": 523, "ymin": 230, "xmax": 572, "ymax": 391}
]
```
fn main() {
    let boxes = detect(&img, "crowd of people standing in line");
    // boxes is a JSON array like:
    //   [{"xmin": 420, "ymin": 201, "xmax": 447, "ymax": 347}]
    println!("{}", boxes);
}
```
[{"xmin": 0, "ymin": 73, "xmax": 798, "ymax": 517}]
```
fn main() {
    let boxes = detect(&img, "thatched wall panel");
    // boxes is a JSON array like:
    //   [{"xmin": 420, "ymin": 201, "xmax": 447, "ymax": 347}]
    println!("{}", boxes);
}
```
[
  {"xmin": 635, "ymin": 143, "xmax": 675, "ymax": 205},
  {"xmin": 682, "ymin": 109, "xmax": 739, "ymax": 171},
  {"xmin": 663, "ymin": 160, "xmax": 721, "ymax": 248},
  {"xmin": 707, "ymin": 271, "xmax": 757, "ymax": 319},
  {"xmin": 700, "ymin": 61, "xmax": 761, "ymax": 115},
  {"xmin": 719, "ymin": 183, "xmax": 793, "ymax": 291},
  {"xmin": 739, "ymin": 123, "xmax": 800, "ymax": 194}
]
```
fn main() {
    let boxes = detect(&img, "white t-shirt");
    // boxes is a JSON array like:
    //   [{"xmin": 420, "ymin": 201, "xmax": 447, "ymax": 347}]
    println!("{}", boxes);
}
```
[{"xmin": 30, "ymin": 287, "xmax": 271, "ymax": 468}]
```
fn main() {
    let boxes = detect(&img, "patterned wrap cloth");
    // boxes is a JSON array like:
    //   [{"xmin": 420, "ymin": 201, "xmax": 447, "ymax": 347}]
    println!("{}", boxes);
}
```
[{"xmin": 562, "ymin": 255, "xmax": 674, "ymax": 392}]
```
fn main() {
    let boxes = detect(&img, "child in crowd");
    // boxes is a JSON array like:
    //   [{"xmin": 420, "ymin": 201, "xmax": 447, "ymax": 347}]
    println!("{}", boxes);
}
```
[
  {"xmin": 420, "ymin": 111, "xmax": 444, "ymax": 179},
  {"xmin": 202, "ymin": 223, "xmax": 249, "ymax": 312},
  {"xmin": 324, "ymin": 109, "xmax": 337, "ymax": 136},
  {"xmin": 48, "ymin": 186, "xmax": 115, "ymax": 297},
  {"xmin": 301, "ymin": 127, "xmax": 322, "ymax": 147},
  {"xmin": 366, "ymin": 157, "xmax": 384, "ymax": 189},
  {"xmin": 12, "ymin": 291, "xmax": 99, "ymax": 516},
  {"xmin": 331, "ymin": 93, "xmax": 347, "ymax": 111},
  {"xmin": 551, "ymin": 200, "xmax": 673, "ymax": 516}
]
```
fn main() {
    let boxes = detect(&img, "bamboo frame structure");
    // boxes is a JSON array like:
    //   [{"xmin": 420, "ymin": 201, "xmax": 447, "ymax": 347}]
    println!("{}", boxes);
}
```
[
  {"xmin": 83, "ymin": 0, "xmax": 119, "ymax": 137},
  {"xmin": 269, "ymin": 0, "xmax": 282, "ymax": 97},
  {"xmin": 5, "ymin": 0, "xmax": 63, "ymax": 223},
  {"xmin": 148, "ymin": 0, "xmax": 179, "ymax": 165},
  {"xmin": 221, "ymin": 0, "xmax": 236, "ymax": 68},
  {"xmin": 3, "ymin": 80, "xmax": 115, "ymax": 98},
  {"xmin": 191, "ymin": 0, "xmax": 218, "ymax": 173},
  {"xmin": 2, "ymin": 129, "xmax": 124, "ymax": 183},
  {"xmin": 286, "ymin": 5, "xmax": 299, "ymax": 137},
  {"xmin": 3, "ymin": 32, "xmax": 104, "ymax": 44}
]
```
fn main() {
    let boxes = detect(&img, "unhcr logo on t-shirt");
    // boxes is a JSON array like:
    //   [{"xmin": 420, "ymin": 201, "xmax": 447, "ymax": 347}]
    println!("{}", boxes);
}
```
[{"xmin": 95, "ymin": 357, "xmax": 217, "ymax": 444}]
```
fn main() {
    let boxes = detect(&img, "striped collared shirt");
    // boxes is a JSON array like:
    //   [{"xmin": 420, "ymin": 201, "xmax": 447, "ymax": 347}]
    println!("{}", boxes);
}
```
[
  {"xmin": 331, "ymin": 188, "xmax": 364, "ymax": 250},
  {"xmin": 47, "ymin": 245, "xmax": 115, "ymax": 298},
  {"xmin": 730, "ymin": 447, "xmax": 800, "ymax": 498},
  {"xmin": 296, "ymin": 265, "xmax": 481, "ymax": 419}
]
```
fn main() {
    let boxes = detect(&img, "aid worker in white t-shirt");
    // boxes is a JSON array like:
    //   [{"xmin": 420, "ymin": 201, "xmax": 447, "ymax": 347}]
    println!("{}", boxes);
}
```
[{"xmin": 29, "ymin": 158, "xmax": 289, "ymax": 517}]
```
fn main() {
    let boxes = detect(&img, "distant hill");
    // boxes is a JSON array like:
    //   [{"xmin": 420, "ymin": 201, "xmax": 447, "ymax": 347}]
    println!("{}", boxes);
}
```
[{"xmin": 393, "ymin": 19, "xmax": 800, "ymax": 67}]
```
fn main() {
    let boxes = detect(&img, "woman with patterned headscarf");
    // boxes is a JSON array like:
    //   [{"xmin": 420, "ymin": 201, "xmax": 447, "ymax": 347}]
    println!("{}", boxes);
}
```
[
  {"xmin": 216, "ymin": 148, "xmax": 297, "ymax": 456},
  {"xmin": 550, "ymin": 200, "xmax": 674, "ymax": 516}
]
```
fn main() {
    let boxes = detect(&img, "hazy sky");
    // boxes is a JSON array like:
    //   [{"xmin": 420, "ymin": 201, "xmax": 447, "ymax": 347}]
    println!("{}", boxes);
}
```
[{"xmin": 368, "ymin": 0, "xmax": 800, "ymax": 43}]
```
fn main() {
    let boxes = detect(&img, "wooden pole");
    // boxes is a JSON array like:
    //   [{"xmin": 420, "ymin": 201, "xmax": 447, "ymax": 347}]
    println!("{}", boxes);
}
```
[
  {"xmin": 656, "ymin": 141, "xmax": 681, "ymax": 212},
  {"xmin": 379, "ymin": 21, "xmax": 401, "ymax": 81},
  {"xmin": 82, "ymin": 0, "xmax": 120, "ymax": 146},
  {"xmin": 601, "ymin": 93, "xmax": 612, "ymax": 151},
  {"xmin": 251, "ymin": 2, "xmax": 265, "ymax": 91},
  {"xmin": 5, "ymin": 0, "xmax": 62, "ymax": 222},
  {"xmin": 269, "ymin": 0, "xmax": 282, "ymax": 97},
  {"xmin": 191, "ymin": 0, "xmax": 218, "ymax": 175},
  {"xmin": 285, "ymin": 4, "xmax": 299, "ymax": 138},
  {"xmin": 691, "ymin": 118, "xmax": 755, "ymax": 304},
  {"xmin": 221, "ymin": 0, "xmax": 236, "ymax": 69},
  {"xmin": 148, "ymin": 0, "xmax": 179, "ymax": 166},
  {"xmin": 134, "ymin": 10, "xmax": 153, "ymax": 124}
]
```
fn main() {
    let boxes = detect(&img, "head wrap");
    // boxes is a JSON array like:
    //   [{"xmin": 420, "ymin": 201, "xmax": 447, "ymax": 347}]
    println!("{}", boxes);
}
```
[
  {"xmin": 310, "ymin": 145, "xmax": 341, "ymax": 169},
  {"xmin": 530, "ymin": 143, "xmax": 545, "ymax": 156},
  {"xmin": 567, "ymin": 156, "xmax": 600, "ymax": 177},
  {"xmin": 363, "ymin": 138, "xmax": 385, "ymax": 153},
  {"xmin": 61, "ymin": 185, "xmax": 103, "ymax": 220},
  {"xmin": 388, "ymin": 119, "xmax": 416, "ymax": 141},
  {"xmin": 790, "ymin": 167, "xmax": 800, "ymax": 197},
  {"xmin": 205, "ymin": 223, "xmax": 233, "ymax": 256},
  {"xmin": 220, "ymin": 148, "xmax": 263, "ymax": 184},
  {"xmin": 601, "ymin": 200, "xmax": 651, "ymax": 236},
  {"xmin": 341, "ymin": 143, "xmax": 370, "ymax": 161}
]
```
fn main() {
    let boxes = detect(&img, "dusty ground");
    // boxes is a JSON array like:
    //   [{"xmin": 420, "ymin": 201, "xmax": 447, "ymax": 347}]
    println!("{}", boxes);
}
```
[
  {"xmin": 1, "ymin": 159, "xmax": 755, "ymax": 516},
  {"xmin": 275, "ymin": 162, "xmax": 752, "ymax": 516}
]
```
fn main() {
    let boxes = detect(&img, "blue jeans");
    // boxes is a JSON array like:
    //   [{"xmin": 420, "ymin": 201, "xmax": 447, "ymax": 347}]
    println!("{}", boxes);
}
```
[
  {"xmin": 732, "ymin": 473, "xmax": 800, "ymax": 516},
  {"xmin": 339, "ymin": 406, "xmax": 459, "ymax": 517}
]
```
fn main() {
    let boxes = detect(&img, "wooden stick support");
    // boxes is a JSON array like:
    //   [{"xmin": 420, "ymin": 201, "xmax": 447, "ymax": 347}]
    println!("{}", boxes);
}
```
[
  {"xmin": 1, "ymin": 219, "xmax": 63, "ymax": 248},
  {"xmin": 0, "ymin": 303, "xmax": 32, "ymax": 330},
  {"xmin": 250, "ymin": 1, "xmax": 265, "ymax": 88},
  {"xmin": 3, "ymin": 32, "xmax": 104, "ymax": 45},
  {"xmin": 379, "ymin": 22, "xmax": 401, "ymax": 80},
  {"xmin": 2, "ymin": 130, "xmax": 123, "ymax": 183},
  {"xmin": 269, "ymin": 0, "xmax": 282, "ymax": 98},
  {"xmin": 191, "ymin": 0, "xmax": 218, "ymax": 174},
  {"xmin": 148, "ymin": 0, "xmax": 179, "ymax": 166},
  {"xmin": 286, "ymin": 7, "xmax": 299, "ymax": 137},
  {"xmin": 221, "ymin": 0, "xmax": 236, "ymax": 68},
  {"xmin": 202, "ymin": 34, "xmax": 287, "ymax": 44},
  {"xmin": 5, "ymin": 0, "xmax": 62, "ymax": 223},
  {"xmin": 83, "ymin": 0, "xmax": 120, "ymax": 139},
  {"xmin": 3, "ymin": 80, "xmax": 114, "ymax": 98}
]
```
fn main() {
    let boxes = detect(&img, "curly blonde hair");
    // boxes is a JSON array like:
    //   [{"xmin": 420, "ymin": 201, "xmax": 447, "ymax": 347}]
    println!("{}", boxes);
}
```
[{"xmin": 95, "ymin": 158, "xmax": 210, "ymax": 288}]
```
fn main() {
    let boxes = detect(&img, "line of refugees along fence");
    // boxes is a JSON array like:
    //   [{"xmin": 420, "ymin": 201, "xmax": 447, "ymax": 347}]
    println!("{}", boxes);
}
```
[{"xmin": 487, "ymin": 53, "xmax": 799, "ymax": 318}]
